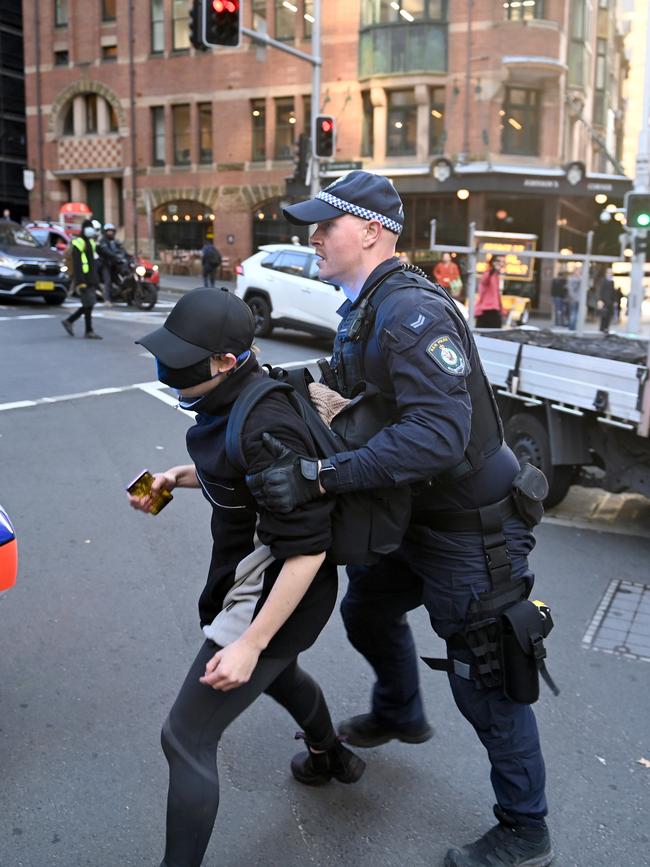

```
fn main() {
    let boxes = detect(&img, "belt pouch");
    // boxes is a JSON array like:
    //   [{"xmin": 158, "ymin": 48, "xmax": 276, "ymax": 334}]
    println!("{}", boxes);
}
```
[
  {"xmin": 511, "ymin": 463, "xmax": 548, "ymax": 528},
  {"xmin": 499, "ymin": 599, "xmax": 550, "ymax": 704}
]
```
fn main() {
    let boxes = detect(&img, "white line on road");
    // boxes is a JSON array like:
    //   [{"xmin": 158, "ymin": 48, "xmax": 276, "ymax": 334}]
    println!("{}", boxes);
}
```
[{"xmin": 0, "ymin": 314, "xmax": 56, "ymax": 321}]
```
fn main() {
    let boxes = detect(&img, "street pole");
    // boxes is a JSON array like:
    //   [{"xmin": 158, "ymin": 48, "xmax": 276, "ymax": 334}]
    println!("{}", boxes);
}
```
[
  {"xmin": 627, "ymin": 2, "xmax": 650, "ymax": 335},
  {"xmin": 576, "ymin": 230, "xmax": 593, "ymax": 336},
  {"xmin": 310, "ymin": 0, "xmax": 321, "ymax": 200},
  {"xmin": 462, "ymin": 0, "xmax": 474, "ymax": 161},
  {"xmin": 466, "ymin": 222, "xmax": 477, "ymax": 322}
]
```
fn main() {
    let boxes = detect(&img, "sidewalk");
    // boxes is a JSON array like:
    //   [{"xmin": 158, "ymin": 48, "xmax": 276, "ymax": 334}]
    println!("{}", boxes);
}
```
[{"xmin": 159, "ymin": 273, "xmax": 235, "ymax": 295}]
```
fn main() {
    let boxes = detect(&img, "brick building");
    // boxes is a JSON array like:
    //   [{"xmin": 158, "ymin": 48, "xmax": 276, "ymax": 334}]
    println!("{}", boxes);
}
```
[
  {"xmin": 22, "ymin": 0, "xmax": 630, "ymax": 306},
  {"xmin": 1, "ymin": 0, "xmax": 28, "ymax": 220}
]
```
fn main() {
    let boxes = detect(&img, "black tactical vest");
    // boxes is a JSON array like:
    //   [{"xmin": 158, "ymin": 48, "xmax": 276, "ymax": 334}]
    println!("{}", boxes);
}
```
[{"xmin": 330, "ymin": 265, "xmax": 504, "ymax": 483}]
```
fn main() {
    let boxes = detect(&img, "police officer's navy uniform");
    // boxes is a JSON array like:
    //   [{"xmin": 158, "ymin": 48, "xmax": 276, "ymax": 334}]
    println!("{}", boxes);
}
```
[{"xmin": 322, "ymin": 256, "xmax": 547, "ymax": 828}]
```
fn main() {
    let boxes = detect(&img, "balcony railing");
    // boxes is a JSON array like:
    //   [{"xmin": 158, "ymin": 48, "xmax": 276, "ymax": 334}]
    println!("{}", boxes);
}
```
[{"xmin": 359, "ymin": 22, "xmax": 447, "ymax": 78}]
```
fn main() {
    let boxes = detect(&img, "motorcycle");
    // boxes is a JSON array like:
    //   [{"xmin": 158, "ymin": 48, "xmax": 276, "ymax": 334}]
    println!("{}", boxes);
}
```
[{"xmin": 100, "ymin": 253, "xmax": 158, "ymax": 309}]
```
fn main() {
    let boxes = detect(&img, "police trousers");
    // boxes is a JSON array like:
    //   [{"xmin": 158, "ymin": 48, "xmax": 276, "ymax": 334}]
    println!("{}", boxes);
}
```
[{"xmin": 341, "ymin": 516, "xmax": 547, "ymax": 824}]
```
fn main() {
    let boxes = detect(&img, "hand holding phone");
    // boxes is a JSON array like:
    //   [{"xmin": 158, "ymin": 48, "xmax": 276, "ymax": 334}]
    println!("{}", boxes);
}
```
[{"xmin": 126, "ymin": 469, "xmax": 173, "ymax": 515}]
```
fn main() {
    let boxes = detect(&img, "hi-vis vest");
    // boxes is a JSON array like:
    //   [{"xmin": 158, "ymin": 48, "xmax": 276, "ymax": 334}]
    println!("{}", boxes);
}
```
[{"xmin": 71, "ymin": 237, "xmax": 96, "ymax": 274}]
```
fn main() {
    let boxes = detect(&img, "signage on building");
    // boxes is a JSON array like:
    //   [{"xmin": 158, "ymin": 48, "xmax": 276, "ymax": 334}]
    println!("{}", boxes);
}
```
[
  {"xmin": 327, "ymin": 161, "xmax": 363, "ymax": 172},
  {"xmin": 475, "ymin": 231, "xmax": 537, "ymax": 281}
]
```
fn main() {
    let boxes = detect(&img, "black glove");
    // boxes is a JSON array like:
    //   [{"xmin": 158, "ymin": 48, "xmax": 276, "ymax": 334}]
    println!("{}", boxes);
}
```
[{"xmin": 245, "ymin": 433, "xmax": 322, "ymax": 514}]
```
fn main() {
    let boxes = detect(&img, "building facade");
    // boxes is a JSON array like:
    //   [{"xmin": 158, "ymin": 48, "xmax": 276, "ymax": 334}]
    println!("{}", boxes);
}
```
[
  {"xmin": 23, "ymin": 0, "xmax": 630, "ymax": 307},
  {"xmin": 1, "ymin": 0, "xmax": 28, "ymax": 220}
]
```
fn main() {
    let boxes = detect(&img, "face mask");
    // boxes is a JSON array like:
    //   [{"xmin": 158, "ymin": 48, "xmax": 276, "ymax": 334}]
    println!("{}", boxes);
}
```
[
  {"xmin": 83, "ymin": 227, "xmax": 96, "ymax": 238},
  {"xmin": 156, "ymin": 357, "xmax": 212, "ymax": 390}
]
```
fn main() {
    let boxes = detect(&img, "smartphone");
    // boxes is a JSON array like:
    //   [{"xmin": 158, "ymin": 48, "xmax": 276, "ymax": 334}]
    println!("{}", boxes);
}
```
[{"xmin": 126, "ymin": 469, "xmax": 173, "ymax": 515}]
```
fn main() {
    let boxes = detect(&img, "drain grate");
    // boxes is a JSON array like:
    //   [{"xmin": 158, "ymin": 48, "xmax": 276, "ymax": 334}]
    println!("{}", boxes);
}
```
[{"xmin": 583, "ymin": 579, "xmax": 650, "ymax": 661}]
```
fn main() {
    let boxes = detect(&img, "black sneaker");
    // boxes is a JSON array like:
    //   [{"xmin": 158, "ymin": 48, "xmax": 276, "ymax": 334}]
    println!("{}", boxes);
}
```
[
  {"xmin": 338, "ymin": 713, "xmax": 433, "ymax": 748},
  {"xmin": 290, "ymin": 735, "xmax": 366, "ymax": 787},
  {"xmin": 444, "ymin": 807, "xmax": 553, "ymax": 867},
  {"xmin": 61, "ymin": 319, "xmax": 74, "ymax": 336},
  {"xmin": 84, "ymin": 331, "xmax": 103, "ymax": 340}
]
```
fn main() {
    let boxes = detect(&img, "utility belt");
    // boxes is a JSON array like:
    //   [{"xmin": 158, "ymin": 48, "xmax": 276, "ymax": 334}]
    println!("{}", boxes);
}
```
[{"xmin": 420, "ymin": 463, "xmax": 559, "ymax": 705}]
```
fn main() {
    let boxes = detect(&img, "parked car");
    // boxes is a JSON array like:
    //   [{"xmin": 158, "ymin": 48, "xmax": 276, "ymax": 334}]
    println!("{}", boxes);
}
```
[
  {"xmin": 235, "ymin": 243, "xmax": 343, "ymax": 338},
  {"xmin": 0, "ymin": 221, "xmax": 69, "ymax": 305}
]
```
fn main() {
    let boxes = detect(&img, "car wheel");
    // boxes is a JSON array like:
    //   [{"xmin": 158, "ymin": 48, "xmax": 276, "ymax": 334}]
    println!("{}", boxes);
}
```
[
  {"xmin": 247, "ymin": 294, "xmax": 272, "ymax": 337},
  {"xmin": 133, "ymin": 282, "xmax": 157, "ymax": 309},
  {"xmin": 504, "ymin": 412, "xmax": 574, "ymax": 508},
  {"xmin": 43, "ymin": 294, "xmax": 66, "ymax": 306}
]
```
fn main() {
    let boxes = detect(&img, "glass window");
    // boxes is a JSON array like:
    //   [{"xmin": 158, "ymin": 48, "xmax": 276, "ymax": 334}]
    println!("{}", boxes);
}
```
[
  {"xmin": 503, "ymin": 0, "xmax": 544, "ymax": 21},
  {"xmin": 172, "ymin": 0, "xmax": 190, "ymax": 50},
  {"xmin": 108, "ymin": 102, "xmax": 119, "ymax": 133},
  {"xmin": 102, "ymin": 0, "xmax": 116, "ymax": 21},
  {"xmin": 253, "ymin": 0, "xmax": 267, "ymax": 30},
  {"xmin": 86, "ymin": 94, "xmax": 98, "ymax": 134},
  {"xmin": 387, "ymin": 90, "xmax": 417, "ymax": 156},
  {"xmin": 151, "ymin": 0, "xmax": 164, "ymax": 53},
  {"xmin": 251, "ymin": 99, "xmax": 266, "ymax": 161},
  {"xmin": 593, "ymin": 38, "xmax": 607, "ymax": 126},
  {"xmin": 501, "ymin": 87, "xmax": 540, "ymax": 156},
  {"xmin": 172, "ymin": 105, "xmax": 191, "ymax": 165},
  {"xmin": 101, "ymin": 44, "xmax": 117, "ymax": 62},
  {"xmin": 275, "ymin": 0, "xmax": 295, "ymax": 40},
  {"xmin": 54, "ymin": 49, "xmax": 69, "ymax": 66},
  {"xmin": 272, "ymin": 251, "xmax": 309, "ymax": 276},
  {"xmin": 360, "ymin": 0, "xmax": 446, "ymax": 25},
  {"xmin": 274, "ymin": 98, "xmax": 296, "ymax": 160},
  {"xmin": 429, "ymin": 86, "xmax": 445, "ymax": 154},
  {"xmin": 151, "ymin": 106, "xmax": 165, "ymax": 166},
  {"xmin": 198, "ymin": 103, "xmax": 213, "ymax": 164},
  {"xmin": 361, "ymin": 91, "xmax": 374, "ymax": 157},
  {"xmin": 568, "ymin": 0, "xmax": 588, "ymax": 87},
  {"xmin": 55, "ymin": 0, "xmax": 68, "ymax": 26},
  {"xmin": 62, "ymin": 102, "xmax": 74, "ymax": 135},
  {"xmin": 303, "ymin": 0, "xmax": 314, "ymax": 39}
]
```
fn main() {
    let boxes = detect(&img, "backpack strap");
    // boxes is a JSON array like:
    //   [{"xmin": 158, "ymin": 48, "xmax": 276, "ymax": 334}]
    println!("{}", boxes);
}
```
[{"xmin": 225, "ymin": 376, "xmax": 293, "ymax": 474}]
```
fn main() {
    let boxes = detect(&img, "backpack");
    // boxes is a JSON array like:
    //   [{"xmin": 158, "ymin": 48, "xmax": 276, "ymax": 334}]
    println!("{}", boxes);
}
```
[{"xmin": 225, "ymin": 368, "xmax": 411, "ymax": 566}]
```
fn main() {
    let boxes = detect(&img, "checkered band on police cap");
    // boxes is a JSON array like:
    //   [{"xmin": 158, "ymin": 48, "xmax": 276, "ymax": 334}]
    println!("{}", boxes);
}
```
[{"xmin": 315, "ymin": 190, "xmax": 403, "ymax": 234}]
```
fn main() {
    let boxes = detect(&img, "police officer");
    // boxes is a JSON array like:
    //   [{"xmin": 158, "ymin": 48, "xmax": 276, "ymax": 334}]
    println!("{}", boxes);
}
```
[
  {"xmin": 97, "ymin": 222, "xmax": 126, "ymax": 305},
  {"xmin": 61, "ymin": 218, "xmax": 102, "ymax": 339},
  {"xmin": 246, "ymin": 171, "xmax": 552, "ymax": 867}
]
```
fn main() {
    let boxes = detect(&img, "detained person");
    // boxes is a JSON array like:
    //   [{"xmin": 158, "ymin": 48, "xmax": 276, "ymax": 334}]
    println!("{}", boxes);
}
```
[{"xmin": 129, "ymin": 288, "xmax": 364, "ymax": 867}]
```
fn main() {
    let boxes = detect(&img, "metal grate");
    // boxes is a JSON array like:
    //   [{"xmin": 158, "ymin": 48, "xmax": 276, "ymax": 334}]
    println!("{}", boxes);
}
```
[{"xmin": 583, "ymin": 579, "xmax": 650, "ymax": 661}]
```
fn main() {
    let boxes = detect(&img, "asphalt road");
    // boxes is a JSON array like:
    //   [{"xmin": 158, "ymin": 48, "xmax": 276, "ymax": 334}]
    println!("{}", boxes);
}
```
[{"xmin": 1, "ymin": 295, "xmax": 649, "ymax": 867}]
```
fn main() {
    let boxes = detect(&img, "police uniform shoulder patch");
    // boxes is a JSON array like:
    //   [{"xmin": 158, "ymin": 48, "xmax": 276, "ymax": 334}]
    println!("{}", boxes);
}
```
[{"xmin": 426, "ymin": 335, "xmax": 466, "ymax": 376}]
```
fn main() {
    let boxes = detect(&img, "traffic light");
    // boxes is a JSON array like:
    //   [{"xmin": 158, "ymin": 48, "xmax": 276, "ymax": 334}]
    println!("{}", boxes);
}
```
[
  {"xmin": 188, "ymin": 0, "xmax": 208, "ymax": 51},
  {"xmin": 634, "ymin": 234, "xmax": 648, "ymax": 257},
  {"xmin": 203, "ymin": 0, "xmax": 242, "ymax": 47},
  {"xmin": 293, "ymin": 134, "xmax": 310, "ymax": 183},
  {"xmin": 314, "ymin": 115, "xmax": 335, "ymax": 159},
  {"xmin": 624, "ymin": 192, "xmax": 650, "ymax": 229}
]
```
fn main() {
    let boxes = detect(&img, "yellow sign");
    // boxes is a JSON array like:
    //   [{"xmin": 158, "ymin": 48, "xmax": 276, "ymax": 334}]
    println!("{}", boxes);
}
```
[
  {"xmin": 35, "ymin": 281, "xmax": 55, "ymax": 290},
  {"xmin": 475, "ymin": 232, "xmax": 537, "ymax": 282}
]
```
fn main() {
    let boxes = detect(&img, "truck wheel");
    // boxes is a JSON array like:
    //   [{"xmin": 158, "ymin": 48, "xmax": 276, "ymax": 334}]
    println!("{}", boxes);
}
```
[
  {"xmin": 247, "ymin": 294, "xmax": 272, "ymax": 337},
  {"xmin": 504, "ymin": 413, "xmax": 573, "ymax": 508}
]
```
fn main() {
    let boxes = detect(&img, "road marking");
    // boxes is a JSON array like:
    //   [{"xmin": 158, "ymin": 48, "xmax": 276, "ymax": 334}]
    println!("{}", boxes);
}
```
[{"xmin": 0, "ymin": 314, "xmax": 56, "ymax": 321}]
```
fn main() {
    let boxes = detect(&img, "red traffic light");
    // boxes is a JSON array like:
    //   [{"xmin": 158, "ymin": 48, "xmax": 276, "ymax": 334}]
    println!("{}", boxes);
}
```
[
  {"xmin": 320, "ymin": 119, "xmax": 333, "ymax": 133},
  {"xmin": 213, "ymin": 0, "xmax": 238, "ymax": 11},
  {"xmin": 314, "ymin": 115, "xmax": 335, "ymax": 158}
]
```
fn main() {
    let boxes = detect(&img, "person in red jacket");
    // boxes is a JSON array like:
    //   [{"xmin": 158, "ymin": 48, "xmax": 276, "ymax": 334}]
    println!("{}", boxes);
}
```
[
  {"xmin": 475, "ymin": 255, "xmax": 505, "ymax": 328},
  {"xmin": 433, "ymin": 252, "xmax": 462, "ymax": 297}
]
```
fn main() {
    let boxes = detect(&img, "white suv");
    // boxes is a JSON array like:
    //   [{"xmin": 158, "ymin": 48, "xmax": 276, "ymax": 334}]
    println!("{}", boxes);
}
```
[{"xmin": 235, "ymin": 244, "xmax": 343, "ymax": 338}]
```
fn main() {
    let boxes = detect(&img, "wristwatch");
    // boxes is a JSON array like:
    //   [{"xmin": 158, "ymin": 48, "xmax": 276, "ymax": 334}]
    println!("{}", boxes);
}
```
[{"xmin": 318, "ymin": 458, "xmax": 338, "ymax": 493}]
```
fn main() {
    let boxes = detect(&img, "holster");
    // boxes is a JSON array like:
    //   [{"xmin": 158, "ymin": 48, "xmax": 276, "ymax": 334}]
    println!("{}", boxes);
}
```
[
  {"xmin": 511, "ymin": 463, "xmax": 548, "ymax": 528},
  {"xmin": 500, "ymin": 599, "xmax": 557, "ymax": 703}
]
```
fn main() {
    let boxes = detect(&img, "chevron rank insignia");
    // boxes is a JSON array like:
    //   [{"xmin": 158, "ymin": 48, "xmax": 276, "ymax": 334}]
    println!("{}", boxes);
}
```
[{"xmin": 426, "ymin": 335, "xmax": 466, "ymax": 375}]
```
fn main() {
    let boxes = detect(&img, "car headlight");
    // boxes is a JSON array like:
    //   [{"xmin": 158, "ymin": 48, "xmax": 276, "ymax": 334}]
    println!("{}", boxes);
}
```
[
  {"xmin": 60, "ymin": 264, "xmax": 68, "ymax": 273},
  {"xmin": 135, "ymin": 265, "xmax": 146, "ymax": 277},
  {"xmin": 0, "ymin": 254, "xmax": 19, "ymax": 269},
  {"xmin": 0, "ymin": 265, "xmax": 21, "ymax": 278},
  {"xmin": 152, "ymin": 264, "xmax": 159, "ymax": 272}
]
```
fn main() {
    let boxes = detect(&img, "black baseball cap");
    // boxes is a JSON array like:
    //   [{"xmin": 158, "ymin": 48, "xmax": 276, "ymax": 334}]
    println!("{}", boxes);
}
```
[
  {"xmin": 283, "ymin": 170, "xmax": 404, "ymax": 235},
  {"xmin": 136, "ymin": 287, "xmax": 254, "ymax": 368}
]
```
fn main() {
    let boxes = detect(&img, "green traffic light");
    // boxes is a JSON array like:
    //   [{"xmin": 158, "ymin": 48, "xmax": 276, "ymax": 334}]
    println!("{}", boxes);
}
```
[{"xmin": 637, "ymin": 213, "xmax": 650, "ymax": 227}]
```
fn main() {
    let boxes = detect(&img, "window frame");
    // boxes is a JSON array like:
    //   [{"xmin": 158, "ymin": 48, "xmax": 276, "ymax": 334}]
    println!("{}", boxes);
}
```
[
  {"xmin": 386, "ymin": 89, "xmax": 417, "ymax": 157},
  {"xmin": 274, "ymin": 0, "xmax": 295, "ymax": 41},
  {"xmin": 172, "ymin": 0, "xmax": 190, "ymax": 51},
  {"xmin": 151, "ymin": 0, "xmax": 165, "ymax": 54},
  {"xmin": 501, "ymin": 86, "xmax": 541, "ymax": 156},
  {"xmin": 172, "ymin": 104, "xmax": 191, "ymax": 166},
  {"xmin": 503, "ymin": 0, "xmax": 544, "ymax": 22},
  {"xmin": 198, "ymin": 103, "xmax": 213, "ymax": 164},
  {"xmin": 274, "ymin": 97, "xmax": 296, "ymax": 160},
  {"xmin": 429, "ymin": 85, "xmax": 445, "ymax": 155},
  {"xmin": 251, "ymin": 99, "xmax": 267, "ymax": 162},
  {"xmin": 151, "ymin": 106, "xmax": 166, "ymax": 167},
  {"xmin": 54, "ymin": 0, "xmax": 68, "ymax": 27},
  {"xmin": 102, "ymin": 0, "xmax": 117, "ymax": 22},
  {"xmin": 360, "ymin": 0, "xmax": 447, "ymax": 26}
]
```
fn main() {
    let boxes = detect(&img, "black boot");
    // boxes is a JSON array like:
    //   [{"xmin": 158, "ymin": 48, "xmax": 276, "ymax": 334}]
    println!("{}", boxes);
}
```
[
  {"xmin": 290, "ymin": 733, "xmax": 366, "ymax": 787},
  {"xmin": 444, "ymin": 806, "xmax": 553, "ymax": 867},
  {"xmin": 338, "ymin": 712, "xmax": 433, "ymax": 748}
]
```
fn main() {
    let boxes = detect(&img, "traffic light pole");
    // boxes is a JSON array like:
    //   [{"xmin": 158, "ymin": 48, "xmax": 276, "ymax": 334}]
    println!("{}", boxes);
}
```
[{"xmin": 627, "ymin": 5, "xmax": 650, "ymax": 335}]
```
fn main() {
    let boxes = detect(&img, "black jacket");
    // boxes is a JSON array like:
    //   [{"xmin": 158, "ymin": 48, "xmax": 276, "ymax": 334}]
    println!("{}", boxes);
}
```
[{"xmin": 185, "ymin": 356, "xmax": 337, "ymax": 657}]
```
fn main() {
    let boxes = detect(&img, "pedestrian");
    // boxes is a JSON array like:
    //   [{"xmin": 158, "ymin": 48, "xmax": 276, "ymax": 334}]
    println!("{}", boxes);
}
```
[
  {"xmin": 246, "ymin": 171, "xmax": 553, "ymax": 867},
  {"xmin": 130, "ymin": 288, "xmax": 364, "ymax": 867},
  {"xmin": 550, "ymin": 269, "xmax": 568, "ymax": 327},
  {"xmin": 597, "ymin": 268, "xmax": 617, "ymax": 334},
  {"xmin": 201, "ymin": 239, "xmax": 222, "ymax": 288},
  {"xmin": 97, "ymin": 222, "xmax": 126, "ymax": 305},
  {"xmin": 433, "ymin": 252, "xmax": 463, "ymax": 298},
  {"xmin": 475, "ymin": 254, "xmax": 504, "ymax": 328},
  {"xmin": 1, "ymin": 208, "xmax": 11, "ymax": 221},
  {"xmin": 61, "ymin": 218, "xmax": 102, "ymax": 339},
  {"xmin": 290, "ymin": 234, "xmax": 301, "ymax": 245},
  {"xmin": 566, "ymin": 266, "xmax": 582, "ymax": 331}
]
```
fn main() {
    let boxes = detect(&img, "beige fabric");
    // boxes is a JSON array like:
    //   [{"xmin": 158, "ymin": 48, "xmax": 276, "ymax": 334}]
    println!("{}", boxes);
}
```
[{"xmin": 308, "ymin": 382, "xmax": 351, "ymax": 426}]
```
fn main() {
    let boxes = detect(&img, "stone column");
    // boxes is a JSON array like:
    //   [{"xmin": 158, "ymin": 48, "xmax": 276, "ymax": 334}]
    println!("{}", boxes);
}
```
[
  {"xmin": 71, "ymin": 178, "xmax": 85, "ymax": 201},
  {"xmin": 539, "ymin": 196, "xmax": 561, "ymax": 315},
  {"xmin": 415, "ymin": 84, "xmax": 430, "ymax": 164},
  {"xmin": 97, "ymin": 97, "xmax": 110, "ymax": 135},
  {"xmin": 371, "ymin": 87, "xmax": 386, "ymax": 165},
  {"xmin": 103, "ymin": 176, "xmax": 117, "ymax": 226},
  {"xmin": 73, "ymin": 96, "xmax": 86, "ymax": 136}
]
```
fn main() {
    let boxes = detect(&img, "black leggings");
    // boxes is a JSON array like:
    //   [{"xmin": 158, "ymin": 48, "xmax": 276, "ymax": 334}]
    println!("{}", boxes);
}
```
[
  {"xmin": 160, "ymin": 641, "xmax": 336, "ymax": 867},
  {"xmin": 67, "ymin": 305, "xmax": 93, "ymax": 332}
]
